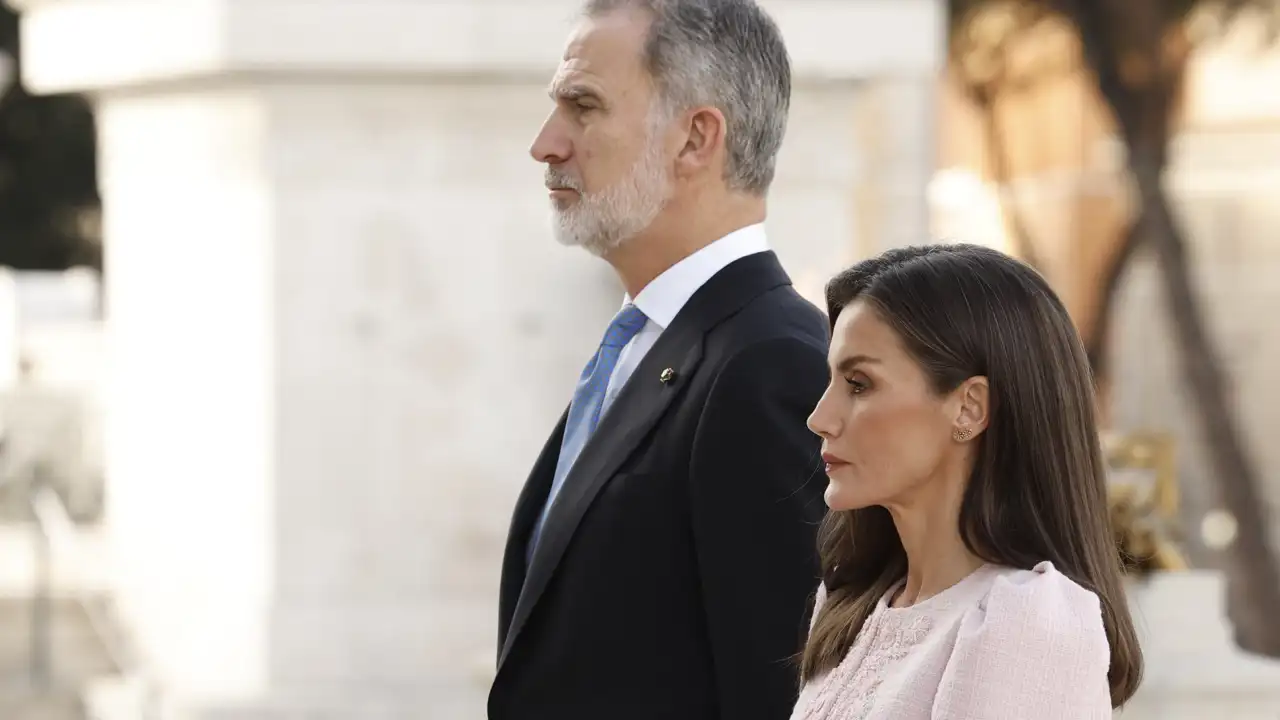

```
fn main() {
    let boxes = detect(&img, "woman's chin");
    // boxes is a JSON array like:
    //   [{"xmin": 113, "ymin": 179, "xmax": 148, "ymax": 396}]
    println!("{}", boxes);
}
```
[{"xmin": 823, "ymin": 480, "xmax": 873, "ymax": 511}]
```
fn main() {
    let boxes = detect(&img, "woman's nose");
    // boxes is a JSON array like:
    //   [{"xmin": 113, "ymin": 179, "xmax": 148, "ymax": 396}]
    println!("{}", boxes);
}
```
[{"xmin": 807, "ymin": 387, "xmax": 840, "ymax": 439}]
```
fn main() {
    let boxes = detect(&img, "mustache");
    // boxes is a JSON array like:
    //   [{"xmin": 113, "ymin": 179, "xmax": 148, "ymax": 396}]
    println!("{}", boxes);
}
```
[{"xmin": 545, "ymin": 169, "xmax": 584, "ymax": 192}]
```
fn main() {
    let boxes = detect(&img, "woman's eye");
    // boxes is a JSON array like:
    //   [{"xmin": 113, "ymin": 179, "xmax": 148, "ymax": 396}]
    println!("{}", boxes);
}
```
[{"xmin": 844, "ymin": 377, "xmax": 868, "ymax": 395}]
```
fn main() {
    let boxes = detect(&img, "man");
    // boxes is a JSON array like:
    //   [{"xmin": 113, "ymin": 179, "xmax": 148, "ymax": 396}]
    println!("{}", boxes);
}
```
[{"xmin": 490, "ymin": 1, "xmax": 829, "ymax": 718}]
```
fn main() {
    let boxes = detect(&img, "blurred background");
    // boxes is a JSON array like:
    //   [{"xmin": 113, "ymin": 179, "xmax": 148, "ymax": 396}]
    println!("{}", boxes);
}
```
[{"xmin": 0, "ymin": 0, "xmax": 1278, "ymax": 718}]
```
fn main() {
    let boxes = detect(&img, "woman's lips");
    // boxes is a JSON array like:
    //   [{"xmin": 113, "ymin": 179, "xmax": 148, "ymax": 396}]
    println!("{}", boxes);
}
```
[{"xmin": 822, "ymin": 452, "xmax": 848, "ymax": 472}]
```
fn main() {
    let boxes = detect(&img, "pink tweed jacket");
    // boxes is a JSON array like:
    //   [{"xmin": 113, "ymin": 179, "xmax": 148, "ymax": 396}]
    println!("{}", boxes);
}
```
[{"xmin": 791, "ymin": 562, "xmax": 1113, "ymax": 720}]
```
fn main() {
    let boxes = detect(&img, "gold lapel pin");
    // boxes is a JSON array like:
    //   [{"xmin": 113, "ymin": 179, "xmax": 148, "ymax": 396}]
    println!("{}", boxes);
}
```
[{"xmin": 659, "ymin": 368, "xmax": 676, "ymax": 384}]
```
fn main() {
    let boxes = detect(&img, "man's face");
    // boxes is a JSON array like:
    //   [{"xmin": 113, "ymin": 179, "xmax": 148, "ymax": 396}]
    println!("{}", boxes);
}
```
[{"xmin": 530, "ymin": 10, "xmax": 674, "ymax": 257}]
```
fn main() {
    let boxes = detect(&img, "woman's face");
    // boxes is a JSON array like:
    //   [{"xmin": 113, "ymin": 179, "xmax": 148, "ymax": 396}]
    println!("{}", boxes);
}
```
[{"xmin": 807, "ymin": 300, "xmax": 975, "ymax": 511}]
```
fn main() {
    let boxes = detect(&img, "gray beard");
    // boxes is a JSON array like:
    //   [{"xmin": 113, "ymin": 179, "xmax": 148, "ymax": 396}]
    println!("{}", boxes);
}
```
[{"xmin": 548, "ymin": 126, "xmax": 672, "ymax": 257}]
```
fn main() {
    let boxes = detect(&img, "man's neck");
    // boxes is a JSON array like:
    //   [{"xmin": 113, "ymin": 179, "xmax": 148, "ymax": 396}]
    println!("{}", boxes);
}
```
[{"xmin": 606, "ymin": 200, "xmax": 765, "ymax": 299}]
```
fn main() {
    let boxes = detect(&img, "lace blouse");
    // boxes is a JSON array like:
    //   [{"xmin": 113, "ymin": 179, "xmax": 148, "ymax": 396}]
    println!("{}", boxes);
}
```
[{"xmin": 790, "ymin": 561, "xmax": 1113, "ymax": 720}]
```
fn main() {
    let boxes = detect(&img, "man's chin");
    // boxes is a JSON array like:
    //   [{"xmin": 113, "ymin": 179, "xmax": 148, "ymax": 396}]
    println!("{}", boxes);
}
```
[
  {"xmin": 552, "ymin": 216, "xmax": 616, "ymax": 257},
  {"xmin": 550, "ymin": 204, "xmax": 661, "ymax": 258},
  {"xmin": 552, "ymin": 228, "xmax": 627, "ymax": 258},
  {"xmin": 550, "ymin": 217, "xmax": 588, "ymax": 250},
  {"xmin": 556, "ymin": 232, "xmax": 623, "ymax": 259}
]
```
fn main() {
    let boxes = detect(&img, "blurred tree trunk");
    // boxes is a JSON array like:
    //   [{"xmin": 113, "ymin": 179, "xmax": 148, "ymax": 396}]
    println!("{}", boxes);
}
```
[
  {"xmin": 974, "ymin": 88, "xmax": 1044, "ymax": 269},
  {"xmin": 1083, "ymin": 220, "xmax": 1140, "ymax": 382},
  {"xmin": 948, "ymin": 8, "xmax": 1051, "ymax": 271},
  {"xmin": 1062, "ymin": 0, "xmax": 1280, "ymax": 655}
]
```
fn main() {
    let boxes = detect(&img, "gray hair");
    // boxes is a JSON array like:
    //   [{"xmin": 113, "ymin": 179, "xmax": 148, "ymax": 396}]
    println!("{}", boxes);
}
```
[{"xmin": 583, "ymin": 0, "xmax": 791, "ymax": 195}]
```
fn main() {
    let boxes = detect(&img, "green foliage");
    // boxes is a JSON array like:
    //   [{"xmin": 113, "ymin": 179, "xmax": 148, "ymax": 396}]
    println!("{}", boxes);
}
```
[{"xmin": 0, "ymin": 5, "xmax": 100, "ymax": 271}]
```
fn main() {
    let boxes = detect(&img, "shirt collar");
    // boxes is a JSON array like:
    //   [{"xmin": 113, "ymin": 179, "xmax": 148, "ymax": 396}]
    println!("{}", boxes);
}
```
[{"xmin": 624, "ymin": 223, "xmax": 770, "ymax": 330}]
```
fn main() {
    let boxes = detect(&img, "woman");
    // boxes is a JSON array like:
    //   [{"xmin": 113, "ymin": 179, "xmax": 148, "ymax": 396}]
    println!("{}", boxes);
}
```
[{"xmin": 793, "ymin": 244, "xmax": 1142, "ymax": 720}]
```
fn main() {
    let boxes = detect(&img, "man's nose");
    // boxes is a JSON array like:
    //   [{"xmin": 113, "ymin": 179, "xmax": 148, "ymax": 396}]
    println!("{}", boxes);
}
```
[{"xmin": 530, "ymin": 114, "xmax": 571, "ymax": 165}]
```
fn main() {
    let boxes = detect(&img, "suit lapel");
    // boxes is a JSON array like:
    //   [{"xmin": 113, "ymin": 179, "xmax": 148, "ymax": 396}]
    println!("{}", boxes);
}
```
[
  {"xmin": 497, "ymin": 251, "xmax": 794, "ymax": 669},
  {"xmin": 498, "ymin": 321, "xmax": 704, "ymax": 667},
  {"xmin": 496, "ymin": 410, "xmax": 566, "ymax": 654}
]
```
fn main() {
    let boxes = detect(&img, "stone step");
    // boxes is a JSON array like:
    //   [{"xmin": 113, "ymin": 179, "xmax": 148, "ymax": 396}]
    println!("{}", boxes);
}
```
[
  {"xmin": 0, "ymin": 597, "xmax": 120, "ymax": 688},
  {"xmin": 0, "ymin": 690, "xmax": 85, "ymax": 720},
  {"xmin": 1119, "ymin": 571, "xmax": 1280, "ymax": 720}
]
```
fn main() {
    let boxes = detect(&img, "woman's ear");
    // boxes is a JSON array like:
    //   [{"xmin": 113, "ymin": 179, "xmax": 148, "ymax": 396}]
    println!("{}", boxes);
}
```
[{"xmin": 954, "ymin": 376, "xmax": 990, "ymax": 439}]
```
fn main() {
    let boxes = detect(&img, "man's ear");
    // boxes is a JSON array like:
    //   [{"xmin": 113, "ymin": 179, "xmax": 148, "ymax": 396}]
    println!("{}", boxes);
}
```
[{"xmin": 674, "ymin": 105, "xmax": 726, "ymax": 178}]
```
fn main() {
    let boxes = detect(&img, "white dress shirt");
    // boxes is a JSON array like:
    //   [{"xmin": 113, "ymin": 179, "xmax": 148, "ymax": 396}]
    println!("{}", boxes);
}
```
[{"xmin": 600, "ymin": 223, "xmax": 770, "ymax": 417}]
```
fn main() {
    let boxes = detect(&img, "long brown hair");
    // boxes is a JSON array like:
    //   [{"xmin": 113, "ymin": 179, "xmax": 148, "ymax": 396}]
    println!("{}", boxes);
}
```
[{"xmin": 799, "ymin": 244, "xmax": 1142, "ymax": 707}]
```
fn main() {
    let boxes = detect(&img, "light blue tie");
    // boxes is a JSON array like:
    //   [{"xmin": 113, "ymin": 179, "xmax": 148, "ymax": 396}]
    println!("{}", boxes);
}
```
[{"xmin": 528, "ymin": 304, "xmax": 649, "ymax": 558}]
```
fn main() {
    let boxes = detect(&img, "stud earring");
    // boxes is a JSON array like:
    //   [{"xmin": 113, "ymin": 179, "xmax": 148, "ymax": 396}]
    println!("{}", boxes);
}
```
[{"xmin": 953, "ymin": 427, "xmax": 973, "ymax": 442}]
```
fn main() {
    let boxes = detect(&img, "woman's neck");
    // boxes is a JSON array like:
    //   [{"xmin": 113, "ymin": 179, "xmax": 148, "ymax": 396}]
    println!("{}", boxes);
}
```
[{"xmin": 885, "ymin": 479, "xmax": 985, "ymax": 608}]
